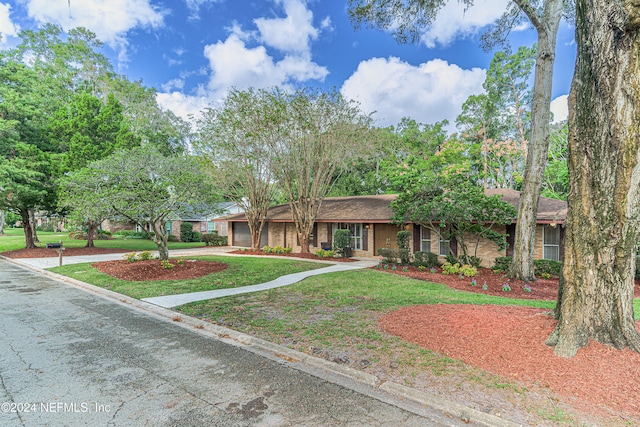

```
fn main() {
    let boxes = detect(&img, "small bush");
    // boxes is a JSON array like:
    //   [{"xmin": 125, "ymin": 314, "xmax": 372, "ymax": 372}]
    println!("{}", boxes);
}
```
[
  {"xmin": 493, "ymin": 256, "xmax": 512, "ymax": 273},
  {"xmin": 124, "ymin": 252, "xmax": 137, "ymax": 262},
  {"xmin": 160, "ymin": 259, "xmax": 174, "ymax": 270},
  {"xmin": 283, "ymin": 247, "xmax": 292, "ymax": 254},
  {"xmin": 378, "ymin": 247, "xmax": 398, "ymax": 264},
  {"xmin": 398, "ymin": 248, "xmax": 411, "ymax": 265},
  {"xmin": 262, "ymin": 246, "xmax": 273, "ymax": 254},
  {"xmin": 534, "ymin": 259, "xmax": 563, "ymax": 278},
  {"xmin": 459, "ymin": 264, "xmax": 477, "ymax": 277},
  {"xmin": 37, "ymin": 223, "xmax": 55, "ymax": 232},
  {"xmin": 333, "ymin": 229, "xmax": 352, "ymax": 258},
  {"xmin": 413, "ymin": 251, "xmax": 439, "ymax": 268},
  {"xmin": 396, "ymin": 230, "xmax": 411, "ymax": 250},
  {"xmin": 168, "ymin": 235, "xmax": 180, "ymax": 242},
  {"xmin": 315, "ymin": 249, "xmax": 335, "ymax": 258},
  {"xmin": 441, "ymin": 262, "xmax": 460, "ymax": 275},
  {"xmin": 202, "ymin": 232, "xmax": 227, "ymax": 246},
  {"xmin": 137, "ymin": 251, "xmax": 153, "ymax": 261},
  {"xmin": 191, "ymin": 231, "xmax": 202, "ymax": 242},
  {"xmin": 180, "ymin": 222, "xmax": 196, "ymax": 242},
  {"xmin": 273, "ymin": 245, "xmax": 285, "ymax": 254}
]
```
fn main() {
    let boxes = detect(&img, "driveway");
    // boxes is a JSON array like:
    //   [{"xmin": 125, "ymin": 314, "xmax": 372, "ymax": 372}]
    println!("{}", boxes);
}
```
[{"xmin": 0, "ymin": 258, "xmax": 477, "ymax": 426}]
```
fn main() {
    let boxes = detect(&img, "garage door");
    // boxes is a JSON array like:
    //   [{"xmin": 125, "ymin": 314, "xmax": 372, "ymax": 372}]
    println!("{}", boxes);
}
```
[{"xmin": 232, "ymin": 222, "xmax": 268, "ymax": 247}]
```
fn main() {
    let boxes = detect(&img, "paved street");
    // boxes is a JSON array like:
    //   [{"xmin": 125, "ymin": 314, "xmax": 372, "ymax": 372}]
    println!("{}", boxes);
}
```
[{"xmin": 0, "ymin": 258, "xmax": 472, "ymax": 427}]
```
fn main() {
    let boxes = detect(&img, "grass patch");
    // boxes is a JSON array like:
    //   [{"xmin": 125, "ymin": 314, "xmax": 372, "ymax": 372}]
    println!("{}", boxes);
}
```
[
  {"xmin": 49, "ymin": 256, "xmax": 324, "ymax": 300},
  {"xmin": 0, "ymin": 228, "xmax": 205, "ymax": 253}
]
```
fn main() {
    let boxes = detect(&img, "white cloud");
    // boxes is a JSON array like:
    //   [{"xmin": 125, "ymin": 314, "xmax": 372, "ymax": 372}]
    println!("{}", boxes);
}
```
[
  {"xmin": 421, "ymin": 0, "xmax": 510, "ymax": 47},
  {"xmin": 23, "ymin": 0, "xmax": 165, "ymax": 62},
  {"xmin": 156, "ymin": 91, "xmax": 210, "ymax": 122},
  {"xmin": 550, "ymin": 94, "xmax": 568, "ymax": 123},
  {"xmin": 184, "ymin": 0, "xmax": 220, "ymax": 20},
  {"xmin": 341, "ymin": 57, "xmax": 486, "ymax": 131},
  {"xmin": 0, "ymin": 3, "xmax": 19, "ymax": 45},
  {"xmin": 255, "ymin": 0, "xmax": 318, "ymax": 54}
]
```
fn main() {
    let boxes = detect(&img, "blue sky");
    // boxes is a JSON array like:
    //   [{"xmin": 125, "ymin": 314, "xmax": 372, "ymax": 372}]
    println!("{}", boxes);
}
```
[{"xmin": 1, "ymin": 0, "xmax": 575, "ymax": 132}]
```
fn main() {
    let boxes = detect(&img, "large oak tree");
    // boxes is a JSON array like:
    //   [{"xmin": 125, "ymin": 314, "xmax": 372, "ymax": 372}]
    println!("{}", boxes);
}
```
[{"xmin": 546, "ymin": 0, "xmax": 640, "ymax": 357}]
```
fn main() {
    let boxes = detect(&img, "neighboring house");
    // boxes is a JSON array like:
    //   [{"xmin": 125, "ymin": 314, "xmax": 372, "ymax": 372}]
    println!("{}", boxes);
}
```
[
  {"xmin": 168, "ymin": 202, "xmax": 243, "ymax": 238},
  {"xmin": 225, "ymin": 189, "xmax": 567, "ymax": 267}
]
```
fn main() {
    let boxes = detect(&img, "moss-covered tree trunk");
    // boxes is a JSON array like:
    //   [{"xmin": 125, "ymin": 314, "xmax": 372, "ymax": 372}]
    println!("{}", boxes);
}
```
[
  {"xmin": 546, "ymin": 0, "xmax": 640, "ymax": 357},
  {"xmin": 20, "ymin": 208, "xmax": 36, "ymax": 249}
]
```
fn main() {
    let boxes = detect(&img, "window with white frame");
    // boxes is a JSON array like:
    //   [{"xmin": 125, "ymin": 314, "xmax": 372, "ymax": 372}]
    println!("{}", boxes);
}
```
[
  {"xmin": 420, "ymin": 226, "xmax": 431, "ymax": 252},
  {"xmin": 438, "ymin": 228, "xmax": 451, "ymax": 256},
  {"xmin": 543, "ymin": 225, "xmax": 560, "ymax": 261},
  {"xmin": 332, "ymin": 223, "xmax": 363, "ymax": 250}
]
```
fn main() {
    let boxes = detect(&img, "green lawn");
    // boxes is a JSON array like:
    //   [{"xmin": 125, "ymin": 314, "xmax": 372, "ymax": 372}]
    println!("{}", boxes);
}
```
[
  {"xmin": 49, "ymin": 256, "xmax": 325, "ymax": 299},
  {"xmin": 0, "ymin": 228, "xmax": 206, "ymax": 253}
]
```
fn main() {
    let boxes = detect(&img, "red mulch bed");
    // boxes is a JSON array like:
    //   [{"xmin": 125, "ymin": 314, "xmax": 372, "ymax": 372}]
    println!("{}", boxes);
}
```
[
  {"xmin": 228, "ymin": 249, "xmax": 357, "ymax": 262},
  {"xmin": 1, "ymin": 246, "xmax": 130, "ymax": 258},
  {"xmin": 377, "ymin": 266, "xmax": 640, "ymax": 422},
  {"xmin": 92, "ymin": 259, "xmax": 228, "ymax": 281}
]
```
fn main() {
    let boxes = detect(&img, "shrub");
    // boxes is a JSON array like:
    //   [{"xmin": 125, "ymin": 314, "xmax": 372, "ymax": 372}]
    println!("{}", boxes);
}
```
[
  {"xmin": 202, "ymin": 232, "xmax": 227, "ymax": 246},
  {"xmin": 180, "ymin": 222, "xmax": 195, "ymax": 242},
  {"xmin": 378, "ymin": 247, "xmax": 398, "ymax": 264},
  {"xmin": 441, "ymin": 262, "xmax": 460, "ymax": 275},
  {"xmin": 459, "ymin": 264, "xmax": 477, "ymax": 277},
  {"xmin": 137, "ymin": 251, "xmax": 153, "ymax": 261},
  {"xmin": 160, "ymin": 259, "xmax": 174, "ymax": 270},
  {"xmin": 413, "ymin": 251, "xmax": 439, "ymax": 268},
  {"xmin": 459, "ymin": 255, "xmax": 482, "ymax": 268},
  {"xmin": 445, "ymin": 254, "xmax": 459, "ymax": 265},
  {"xmin": 398, "ymin": 248, "xmax": 411, "ymax": 265},
  {"xmin": 124, "ymin": 252, "xmax": 137, "ymax": 262},
  {"xmin": 168, "ymin": 234, "xmax": 180, "ymax": 242},
  {"xmin": 396, "ymin": 230, "xmax": 411, "ymax": 249},
  {"xmin": 493, "ymin": 256, "xmax": 512, "ymax": 273},
  {"xmin": 37, "ymin": 223, "xmax": 55, "ymax": 232},
  {"xmin": 262, "ymin": 246, "xmax": 273, "ymax": 254},
  {"xmin": 533, "ymin": 259, "xmax": 563, "ymax": 278},
  {"xmin": 315, "ymin": 249, "xmax": 335, "ymax": 258},
  {"xmin": 273, "ymin": 245, "xmax": 285, "ymax": 254},
  {"xmin": 283, "ymin": 247, "xmax": 292, "ymax": 254},
  {"xmin": 333, "ymin": 229, "xmax": 352, "ymax": 258}
]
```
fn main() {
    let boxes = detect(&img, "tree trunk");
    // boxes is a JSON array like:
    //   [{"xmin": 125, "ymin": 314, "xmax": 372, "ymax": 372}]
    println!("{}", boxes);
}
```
[
  {"xmin": 28, "ymin": 209, "xmax": 40, "ymax": 243},
  {"xmin": 151, "ymin": 221, "xmax": 170, "ymax": 260},
  {"xmin": 21, "ymin": 209, "xmax": 36, "ymax": 249},
  {"xmin": 546, "ymin": 0, "xmax": 640, "ymax": 358},
  {"xmin": 86, "ymin": 221, "xmax": 98, "ymax": 248},
  {"xmin": 509, "ymin": 0, "xmax": 563, "ymax": 281},
  {"xmin": 0, "ymin": 209, "xmax": 5, "ymax": 234}
]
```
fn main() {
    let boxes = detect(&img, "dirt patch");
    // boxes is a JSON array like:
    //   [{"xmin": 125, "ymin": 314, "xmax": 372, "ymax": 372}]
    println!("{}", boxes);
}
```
[
  {"xmin": 1, "ymin": 246, "xmax": 129, "ymax": 258},
  {"xmin": 379, "ymin": 304, "xmax": 640, "ymax": 422},
  {"xmin": 92, "ymin": 259, "xmax": 228, "ymax": 281}
]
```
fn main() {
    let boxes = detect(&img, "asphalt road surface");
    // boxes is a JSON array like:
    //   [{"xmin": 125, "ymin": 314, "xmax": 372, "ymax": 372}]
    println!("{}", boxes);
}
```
[{"xmin": 0, "ymin": 258, "xmax": 473, "ymax": 427}]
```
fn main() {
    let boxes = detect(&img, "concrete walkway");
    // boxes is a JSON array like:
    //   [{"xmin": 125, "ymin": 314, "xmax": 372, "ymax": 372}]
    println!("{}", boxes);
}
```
[
  {"xmin": 10, "ymin": 247, "xmax": 379, "ymax": 308},
  {"xmin": 142, "ymin": 259, "xmax": 378, "ymax": 308}
]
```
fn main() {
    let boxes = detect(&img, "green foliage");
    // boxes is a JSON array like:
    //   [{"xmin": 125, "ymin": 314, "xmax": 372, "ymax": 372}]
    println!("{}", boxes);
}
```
[
  {"xmin": 202, "ymin": 232, "xmax": 227, "ymax": 246},
  {"xmin": 441, "ymin": 262, "xmax": 460, "ymax": 275},
  {"xmin": 180, "ymin": 222, "xmax": 195, "ymax": 242},
  {"xmin": 396, "ymin": 230, "xmax": 412, "ymax": 264},
  {"xmin": 315, "ymin": 249, "xmax": 335, "ymax": 258},
  {"xmin": 413, "ymin": 251, "xmax": 439, "ymax": 268},
  {"xmin": 378, "ymin": 247, "xmax": 398, "ymax": 264},
  {"xmin": 68, "ymin": 230, "xmax": 87, "ymax": 240},
  {"xmin": 459, "ymin": 264, "xmax": 478, "ymax": 277},
  {"xmin": 124, "ymin": 252, "xmax": 138, "ymax": 262},
  {"xmin": 160, "ymin": 259, "xmax": 174, "ymax": 270},
  {"xmin": 493, "ymin": 256, "xmax": 563, "ymax": 278},
  {"xmin": 137, "ymin": 251, "xmax": 153, "ymax": 261},
  {"xmin": 113, "ymin": 230, "xmax": 150, "ymax": 239},
  {"xmin": 393, "ymin": 176, "xmax": 516, "ymax": 263},
  {"xmin": 333, "ymin": 229, "xmax": 352, "ymax": 258},
  {"xmin": 533, "ymin": 259, "xmax": 563, "ymax": 278}
]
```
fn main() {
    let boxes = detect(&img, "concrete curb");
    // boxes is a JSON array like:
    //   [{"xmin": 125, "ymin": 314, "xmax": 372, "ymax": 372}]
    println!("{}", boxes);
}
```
[{"xmin": 1, "ymin": 254, "xmax": 522, "ymax": 427}]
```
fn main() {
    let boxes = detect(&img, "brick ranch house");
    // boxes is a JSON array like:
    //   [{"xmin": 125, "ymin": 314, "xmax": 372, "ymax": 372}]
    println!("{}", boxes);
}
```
[{"xmin": 225, "ymin": 188, "xmax": 567, "ymax": 267}]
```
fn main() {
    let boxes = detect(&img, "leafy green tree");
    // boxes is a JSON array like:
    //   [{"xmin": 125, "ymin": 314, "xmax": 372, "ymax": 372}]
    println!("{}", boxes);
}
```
[
  {"xmin": 0, "ymin": 144, "xmax": 53, "ymax": 248},
  {"xmin": 541, "ymin": 122, "xmax": 568, "ymax": 200},
  {"xmin": 57, "ymin": 167, "xmax": 116, "ymax": 247},
  {"xmin": 49, "ymin": 92, "xmax": 140, "ymax": 171},
  {"xmin": 195, "ymin": 88, "xmax": 283, "ymax": 249},
  {"xmin": 392, "ymin": 176, "xmax": 517, "ymax": 264},
  {"xmin": 266, "ymin": 88, "xmax": 375, "ymax": 253},
  {"xmin": 79, "ymin": 146, "xmax": 219, "ymax": 260},
  {"xmin": 348, "ymin": 0, "xmax": 566, "ymax": 281}
]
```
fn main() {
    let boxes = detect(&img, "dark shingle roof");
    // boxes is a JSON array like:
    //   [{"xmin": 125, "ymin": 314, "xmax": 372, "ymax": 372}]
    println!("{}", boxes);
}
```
[{"xmin": 227, "ymin": 189, "xmax": 567, "ymax": 224}]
